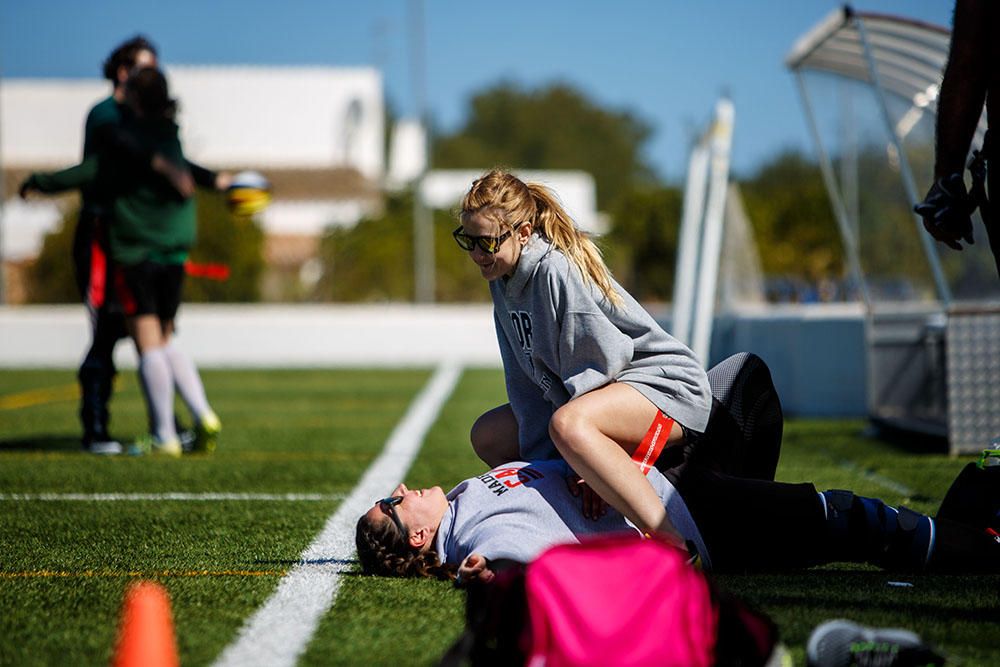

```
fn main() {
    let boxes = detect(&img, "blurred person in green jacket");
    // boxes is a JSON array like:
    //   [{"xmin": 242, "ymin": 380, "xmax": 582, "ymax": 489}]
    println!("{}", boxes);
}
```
[{"xmin": 21, "ymin": 67, "xmax": 222, "ymax": 457}]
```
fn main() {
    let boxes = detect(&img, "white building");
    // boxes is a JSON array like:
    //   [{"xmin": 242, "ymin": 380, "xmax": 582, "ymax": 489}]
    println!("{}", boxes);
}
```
[
  {"xmin": 1, "ymin": 66, "xmax": 603, "ymax": 302},
  {"xmin": 1, "ymin": 65, "xmax": 386, "ymax": 299}
]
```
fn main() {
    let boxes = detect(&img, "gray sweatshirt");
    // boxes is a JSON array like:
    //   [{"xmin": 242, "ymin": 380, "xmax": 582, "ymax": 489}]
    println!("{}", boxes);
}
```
[
  {"xmin": 434, "ymin": 459, "xmax": 710, "ymax": 569},
  {"xmin": 491, "ymin": 234, "xmax": 712, "ymax": 460}
]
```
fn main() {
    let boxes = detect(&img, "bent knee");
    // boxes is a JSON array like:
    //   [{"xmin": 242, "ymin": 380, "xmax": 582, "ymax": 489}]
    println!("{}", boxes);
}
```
[
  {"xmin": 549, "ymin": 404, "xmax": 592, "ymax": 450},
  {"xmin": 470, "ymin": 413, "xmax": 518, "ymax": 467}
]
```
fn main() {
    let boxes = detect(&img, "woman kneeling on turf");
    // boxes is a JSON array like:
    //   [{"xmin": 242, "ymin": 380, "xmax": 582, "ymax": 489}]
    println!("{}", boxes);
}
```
[{"xmin": 356, "ymin": 457, "xmax": 1000, "ymax": 582}]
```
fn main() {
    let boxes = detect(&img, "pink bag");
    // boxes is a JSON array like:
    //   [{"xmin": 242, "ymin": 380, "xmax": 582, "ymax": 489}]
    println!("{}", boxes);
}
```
[
  {"xmin": 525, "ymin": 536, "xmax": 718, "ymax": 667},
  {"xmin": 441, "ymin": 533, "xmax": 778, "ymax": 667}
]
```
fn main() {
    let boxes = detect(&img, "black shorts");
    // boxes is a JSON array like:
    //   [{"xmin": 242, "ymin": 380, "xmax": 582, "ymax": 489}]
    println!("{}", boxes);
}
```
[{"xmin": 115, "ymin": 261, "xmax": 185, "ymax": 321}]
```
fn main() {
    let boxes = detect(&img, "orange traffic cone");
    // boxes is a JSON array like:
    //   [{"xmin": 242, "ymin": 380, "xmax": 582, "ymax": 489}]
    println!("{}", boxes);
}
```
[{"xmin": 112, "ymin": 581, "xmax": 179, "ymax": 667}]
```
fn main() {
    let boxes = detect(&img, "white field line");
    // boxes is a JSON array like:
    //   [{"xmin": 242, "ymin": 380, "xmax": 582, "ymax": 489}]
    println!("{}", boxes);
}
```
[
  {"xmin": 0, "ymin": 493, "xmax": 347, "ymax": 502},
  {"xmin": 820, "ymin": 449, "xmax": 916, "ymax": 497},
  {"xmin": 212, "ymin": 362, "xmax": 462, "ymax": 667}
]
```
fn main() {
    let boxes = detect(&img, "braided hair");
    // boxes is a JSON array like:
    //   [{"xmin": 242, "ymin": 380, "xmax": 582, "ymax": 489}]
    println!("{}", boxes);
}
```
[{"xmin": 355, "ymin": 512, "xmax": 458, "ymax": 581}]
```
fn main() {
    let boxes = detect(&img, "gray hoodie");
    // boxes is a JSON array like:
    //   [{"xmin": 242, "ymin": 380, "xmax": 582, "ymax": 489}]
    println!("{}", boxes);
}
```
[
  {"xmin": 491, "ymin": 234, "xmax": 712, "ymax": 460},
  {"xmin": 434, "ymin": 459, "xmax": 710, "ymax": 569}
]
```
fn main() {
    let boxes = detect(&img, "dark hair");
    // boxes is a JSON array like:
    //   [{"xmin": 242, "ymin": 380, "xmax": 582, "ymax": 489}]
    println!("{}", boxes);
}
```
[
  {"xmin": 355, "ymin": 512, "xmax": 458, "ymax": 580},
  {"xmin": 126, "ymin": 67, "xmax": 177, "ymax": 120},
  {"xmin": 102, "ymin": 35, "xmax": 158, "ymax": 82}
]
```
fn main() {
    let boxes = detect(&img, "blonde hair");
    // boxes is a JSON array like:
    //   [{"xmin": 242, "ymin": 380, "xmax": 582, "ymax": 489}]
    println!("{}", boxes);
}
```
[
  {"xmin": 460, "ymin": 169, "xmax": 622, "ymax": 306},
  {"xmin": 355, "ymin": 512, "xmax": 458, "ymax": 581}
]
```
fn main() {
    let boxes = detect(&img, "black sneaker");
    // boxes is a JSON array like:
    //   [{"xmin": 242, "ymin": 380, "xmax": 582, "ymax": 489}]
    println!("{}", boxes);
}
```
[{"xmin": 806, "ymin": 619, "xmax": 944, "ymax": 667}]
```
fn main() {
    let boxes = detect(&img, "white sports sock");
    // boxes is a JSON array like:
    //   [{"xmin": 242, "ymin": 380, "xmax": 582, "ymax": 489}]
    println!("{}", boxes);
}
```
[
  {"xmin": 164, "ymin": 341, "xmax": 212, "ymax": 423},
  {"xmin": 138, "ymin": 347, "xmax": 177, "ymax": 442}
]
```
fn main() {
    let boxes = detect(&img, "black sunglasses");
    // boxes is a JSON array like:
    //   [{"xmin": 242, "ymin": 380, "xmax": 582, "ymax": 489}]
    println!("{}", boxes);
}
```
[
  {"xmin": 452, "ymin": 222, "xmax": 524, "ymax": 254},
  {"xmin": 377, "ymin": 495, "xmax": 406, "ymax": 537}
]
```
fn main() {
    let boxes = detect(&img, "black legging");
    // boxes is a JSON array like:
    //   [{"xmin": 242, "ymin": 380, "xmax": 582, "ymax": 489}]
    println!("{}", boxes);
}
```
[
  {"xmin": 665, "ymin": 461, "xmax": 825, "ymax": 572},
  {"xmin": 657, "ymin": 352, "xmax": 784, "ymax": 482}
]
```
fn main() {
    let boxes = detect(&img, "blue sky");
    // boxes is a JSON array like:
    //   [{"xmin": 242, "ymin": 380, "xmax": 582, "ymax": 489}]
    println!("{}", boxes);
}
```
[{"xmin": 2, "ymin": 1, "xmax": 952, "ymax": 181}]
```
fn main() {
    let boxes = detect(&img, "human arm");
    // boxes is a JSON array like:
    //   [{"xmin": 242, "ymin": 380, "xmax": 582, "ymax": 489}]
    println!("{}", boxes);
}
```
[
  {"xmin": 89, "ymin": 123, "xmax": 195, "ymax": 199},
  {"xmin": 545, "ymin": 270, "xmax": 632, "ymax": 399},
  {"xmin": 934, "ymin": 0, "xmax": 990, "ymax": 179},
  {"xmin": 495, "ymin": 312, "xmax": 555, "ymax": 459},
  {"xmin": 19, "ymin": 157, "xmax": 98, "ymax": 197},
  {"xmin": 92, "ymin": 124, "xmax": 230, "ymax": 196},
  {"xmin": 916, "ymin": 0, "xmax": 992, "ymax": 249},
  {"xmin": 187, "ymin": 159, "xmax": 232, "ymax": 191}
]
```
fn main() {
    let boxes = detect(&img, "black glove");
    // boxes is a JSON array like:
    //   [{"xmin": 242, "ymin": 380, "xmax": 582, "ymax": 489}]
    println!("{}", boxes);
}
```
[{"xmin": 914, "ymin": 173, "xmax": 976, "ymax": 250}]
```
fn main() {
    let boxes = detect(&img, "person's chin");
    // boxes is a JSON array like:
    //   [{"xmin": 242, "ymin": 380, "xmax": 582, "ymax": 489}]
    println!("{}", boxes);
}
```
[{"xmin": 479, "ymin": 264, "xmax": 500, "ymax": 280}]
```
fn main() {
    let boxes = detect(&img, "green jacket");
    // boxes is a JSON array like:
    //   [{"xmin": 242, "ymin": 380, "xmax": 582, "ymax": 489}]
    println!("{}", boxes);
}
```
[
  {"xmin": 80, "ymin": 96, "xmax": 122, "ymax": 214},
  {"xmin": 27, "ymin": 117, "xmax": 195, "ymax": 265}
]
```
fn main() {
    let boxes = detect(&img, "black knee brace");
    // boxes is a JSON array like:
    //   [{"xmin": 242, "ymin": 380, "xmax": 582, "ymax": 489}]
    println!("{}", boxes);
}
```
[
  {"xmin": 705, "ymin": 352, "xmax": 783, "ymax": 480},
  {"xmin": 822, "ymin": 490, "xmax": 933, "ymax": 571}
]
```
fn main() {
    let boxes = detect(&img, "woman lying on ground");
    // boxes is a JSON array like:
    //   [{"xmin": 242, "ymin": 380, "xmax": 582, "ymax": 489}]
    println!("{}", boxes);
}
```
[{"xmin": 356, "ymin": 454, "xmax": 1000, "ymax": 582}]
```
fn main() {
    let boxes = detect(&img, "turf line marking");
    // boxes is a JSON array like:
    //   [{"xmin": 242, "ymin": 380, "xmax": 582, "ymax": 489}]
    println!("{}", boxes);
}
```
[
  {"xmin": 0, "ymin": 383, "xmax": 79, "ymax": 410},
  {"xmin": 1, "ymin": 569, "xmax": 286, "ymax": 579},
  {"xmin": 822, "ymin": 450, "xmax": 915, "ymax": 497},
  {"xmin": 212, "ymin": 362, "xmax": 462, "ymax": 667},
  {"xmin": 0, "ymin": 493, "xmax": 347, "ymax": 502}
]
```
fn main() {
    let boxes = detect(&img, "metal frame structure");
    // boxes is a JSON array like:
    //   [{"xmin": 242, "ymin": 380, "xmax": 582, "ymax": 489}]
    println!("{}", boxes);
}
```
[
  {"xmin": 787, "ymin": 6, "xmax": 996, "ymax": 451},
  {"xmin": 671, "ymin": 98, "xmax": 735, "ymax": 366},
  {"xmin": 786, "ymin": 6, "xmax": 964, "ymax": 305}
]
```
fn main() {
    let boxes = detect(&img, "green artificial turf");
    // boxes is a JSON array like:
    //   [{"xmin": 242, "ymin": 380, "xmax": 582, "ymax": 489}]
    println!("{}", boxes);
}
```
[{"xmin": 2, "ymin": 368, "xmax": 997, "ymax": 666}]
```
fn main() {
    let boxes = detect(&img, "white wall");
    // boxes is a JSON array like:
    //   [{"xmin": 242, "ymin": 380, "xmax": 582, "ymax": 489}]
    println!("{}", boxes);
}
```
[
  {"xmin": 420, "ymin": 170, "xmax": 604, "ymax": 234},
  {"xmin": 0, "ymin": 303, "xmax": 870, "ymax": 417},
  {"xmin": 0, "ymin": 66, "xmax": 385, "ymax": 177},
  {"xmin": 0, "ymin": 304, "xmax": 501, "ymax": 369}
]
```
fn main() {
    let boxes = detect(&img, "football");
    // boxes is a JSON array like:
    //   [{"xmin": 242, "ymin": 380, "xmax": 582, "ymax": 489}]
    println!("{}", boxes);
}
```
[{"xmin": 226, "ymin": 170, "xmax": 272, "ymax": 216}]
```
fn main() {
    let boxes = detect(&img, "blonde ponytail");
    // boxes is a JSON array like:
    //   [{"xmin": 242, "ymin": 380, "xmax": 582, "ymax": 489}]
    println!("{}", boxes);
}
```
[
  {"xmin": 526, "ymin": 182, "xmax": 622, "ymax": 307},
  {"xmin": 461, "ymin": 169, "xmax": 622, "ymax": 307}
]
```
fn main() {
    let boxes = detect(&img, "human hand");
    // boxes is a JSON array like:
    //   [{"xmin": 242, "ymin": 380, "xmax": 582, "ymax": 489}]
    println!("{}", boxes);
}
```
[
  {"xmin": 18, "ymin": 178, "xmax": 36, "ymax": 200},
  {"xmin": 458, "ymin": 553, "xmax": 495, "ymax": 586},
  {"xmin": 215, "ymin": 171, "xmax": 233, "ymax": 191},
  {"xmin": 566, "ymin": 473, "xmax": 608, "ymax": 520},
  {"xmin": 915, "ymin": 173, "xmax": 976, "ymax": 250}
]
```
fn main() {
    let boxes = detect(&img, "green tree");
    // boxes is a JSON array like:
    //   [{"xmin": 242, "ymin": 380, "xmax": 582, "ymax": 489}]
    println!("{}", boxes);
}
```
[
  {"xmin": 26, "ymin": 192, "xmax": 264, "ymax": 303},
  {"xmin": 184, "ymin": 193, "xmax": 265, "ymax": 302},
  {"xmin": 315, "ymin": 191, "xmax": 489, "ymax": 303},
  {"xmin": 25, "ymin": 207, "xmax": 79, "ymax": 303},
  {"xmin": 433, "ymin": 82, "xmax": 657, "ymax": 208},
  {"xmin": 740, "ymin": 150, "xmax": 844, "ymax": 281},
  {"xmin": 605, "ymin": 186, "xmax": 684, "ymax": 301}
]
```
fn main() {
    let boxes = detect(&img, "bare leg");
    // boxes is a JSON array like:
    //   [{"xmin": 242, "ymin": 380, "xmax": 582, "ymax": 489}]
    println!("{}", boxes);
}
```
[
  {"xmin": 128, "ymin": 314, "xmax": 166, "ymax": 354},
  {"xmin": 470, "ymin": 404, "xmax": 520, "ymax": 467},
  {"xmin": 549, "ymin": 383, "xmax": 684, "ymax": 540}
]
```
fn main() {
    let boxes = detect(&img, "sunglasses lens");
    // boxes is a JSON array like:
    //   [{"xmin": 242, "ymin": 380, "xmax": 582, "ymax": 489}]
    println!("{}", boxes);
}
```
[
  {"xmin": 454, "ymin": 232, "xmax": 475, "ymax": 251},
  {"xmin": 478, "ymin": 238, "xmax": 500, "ymax": 253}
]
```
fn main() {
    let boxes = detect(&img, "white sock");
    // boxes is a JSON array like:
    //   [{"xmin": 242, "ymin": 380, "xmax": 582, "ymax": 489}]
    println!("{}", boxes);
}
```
[
  {"xmin": 164, "ymin": 341, "xmax": 212, "ymax": 423},
  {"xmin": 138, "ymin": 347, "xmax": 177, "ymax": 442}
]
